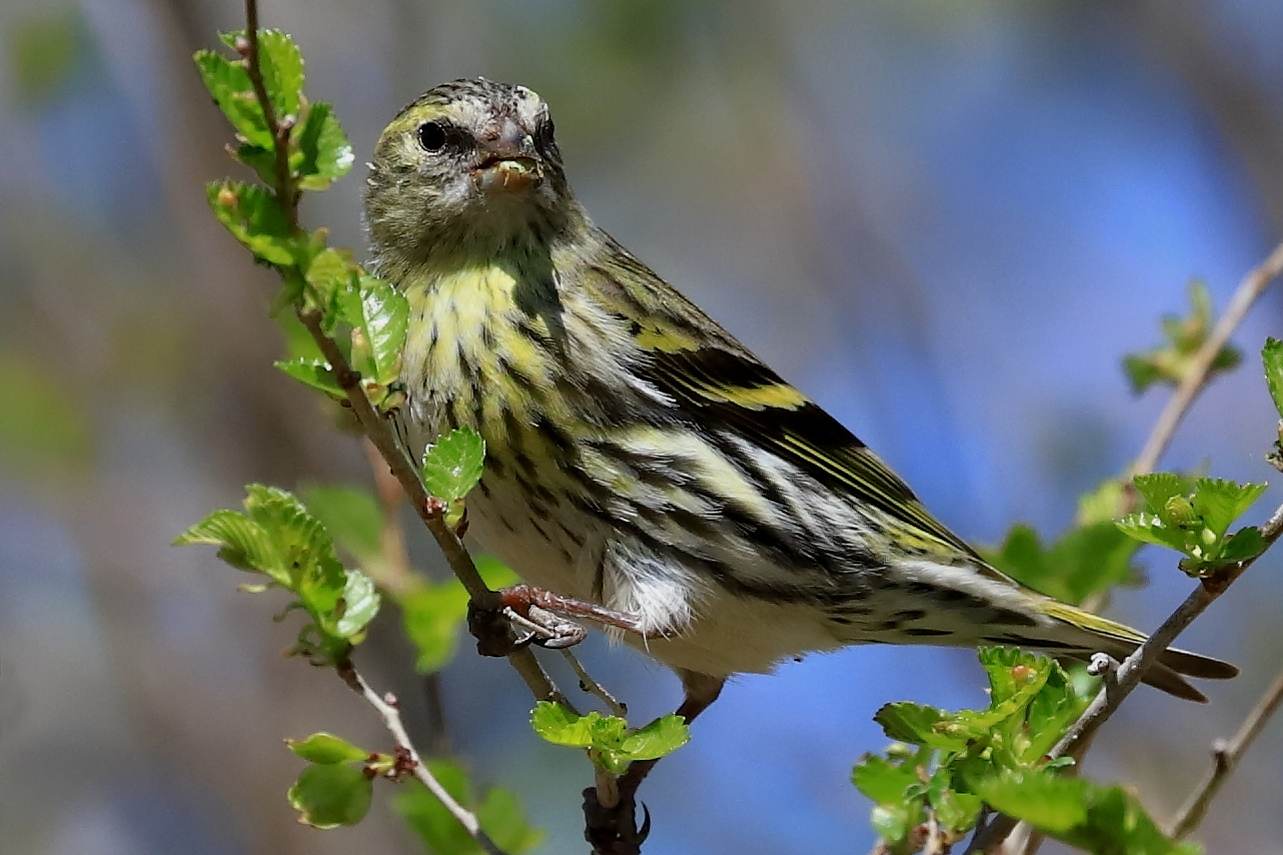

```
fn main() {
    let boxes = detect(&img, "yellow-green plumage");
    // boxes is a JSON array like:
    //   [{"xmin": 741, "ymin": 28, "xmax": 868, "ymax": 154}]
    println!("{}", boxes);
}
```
[{"xmin": 365, "ymin": 78, "xmax": 1235, "ymax": 706}]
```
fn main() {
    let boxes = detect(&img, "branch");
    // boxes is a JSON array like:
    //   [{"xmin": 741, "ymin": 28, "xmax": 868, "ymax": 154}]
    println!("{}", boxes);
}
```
[
  {"xmin": 1169, "ymin": 669, "xmax": 1283, "ymax": 839},
  {"xmin": 337, "ymin": 661, "xmax": 508, "ymax": 855},
  {"xmin": 239, "ymin": 0, "xmax": 574, "ymax": 708},
  {"xmin": 1128, "ymin": 240, "xmax": 1283, "ymax": 481},
  {"xmin": 972, "ymin": 500, "xmax": 1283, "ymax": 852}
]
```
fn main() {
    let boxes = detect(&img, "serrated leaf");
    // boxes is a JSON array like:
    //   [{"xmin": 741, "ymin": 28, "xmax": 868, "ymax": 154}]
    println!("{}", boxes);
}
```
[
  {"xmin": 1215, "ymin": 527, "xmax": 1266, "ymax": 565},
  {"xmin": 1265, "ymin": 338, "xmax": 1283, "ymax": 418},
  {"xmin": 206, "ymin": 180, "xmax": 295, "ymax": 265},
  {"xmin": 296, "ymin": 102, "xmax": 354, "ymax": 190},
  {"xmin": 873, "ymin": 702, "xmax": 966, "ymax": 750},
  {"xmin": 256, "ymin": 29, "xmax": 303, "ymax": 118},
  {"xmin": 344, "ymin": 275, "xmax": 407, "ymax": 393},
  {"xmin": 194, "ymin": 50, "xmax": 271, "ymax": 148},
  {"xmin": 978, "ymin": 770, "xmax": 1088, "ymax": 833},
  {"xmin": 979, "ymin": 770, "xmax": 1199, "ymax": 855},
  {"xmin": 616, "ymin": 715, "xmax": 690, "ymax": 761},
  {"xmin": 335, "ymin": 569, "xmax": 380, "ymax": 638},
  {"xmin": 421, "ymin": 428, "xmax": 486, "ymax": 502},
  {"xmin": 286, "ymin": 732, "xmax": 369, "ymax": 764},
  {"xmin": 530, "ymin": 701, "xmax": 597, "ymax": 748},
  {"xmin": 852, "ymin": 755, "xmax": 919, "ymax": 804},
  {"xmin": 1116, "ymin": 512, "xmax": 1185, "ymax": 551},
  {"xmin": 1191, "ymin": 478, "xmax": 1267, "ymax": 539},
  {"xmin": 274, "ymin": 357, "xmax": 341, "ymax": 396},
  {"xmin": 176, "ymin": 485, "xmax": 374, "ymax": 662},
  {"xmin": 174, "ymin": 508, "xmax": 280, "ymax": 577},
  {"xmin": 394, "ymin": 761, "xmax": 542, "ymax": 855},
  {"xmin": 287, "ymin": 763, "xmax": 372, "ymax": 828},
  {"xmin": 1124, "ymin": 281, "xmax": 1241, "ymax": 394},
  {"xmin": 1133, "ymin": 473, "xmax": 1194, "ymax": 514},
  {"xmin": 870, "ymin": 802, "xmax": 920, "ymax": 845},
  {"xmin": 303, "ymin": 246, "xmax": 358, "ymax": 324}
]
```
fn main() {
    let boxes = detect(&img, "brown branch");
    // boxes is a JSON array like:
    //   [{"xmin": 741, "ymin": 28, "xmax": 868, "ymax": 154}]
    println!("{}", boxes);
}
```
[
  {"xmin": 972, "ymin": 500, "xmax": 1283, "ymax": 852},
  {"xmin": 239, "ymin": 0, "xmax": 574, "ymax": 709},
  {"xmin": 337, "ymin": 661, "xmax": 508, "ymax": 855},
  {"xmin": 1169, "ymin": 669, "xmax": 1283, "ymax": 839},
  {"xmin": 982, "ymin": 239, "xmax": 1283, "ymax": 854}
]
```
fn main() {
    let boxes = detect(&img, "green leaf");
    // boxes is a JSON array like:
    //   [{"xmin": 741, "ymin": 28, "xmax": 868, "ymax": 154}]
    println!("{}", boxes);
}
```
[
  {"xmin": 873, "ymin": 702, "xmax": 966, "ymax": 751},
  {"xmin": 987, "ymin": 521, "xmax": 1140, "ymax": 605},
  {"xmin": 256, "ymin": 29, "xmax": 304, "ymax": 118},
  {"xmin": 1076, "ymin": 479, "xmax": 1126, "ymax": 525},
  {"xmin": 336, "ymin": 569, "xmax": 380, "ymax": 638},
  {"xmin": 303, "ymin": 246, "xmax": 358, "ymax": 324},
  {"xmin": 852, "ymin": 754, "xmax": 919, "ymax": 804},
  {"xmin": 174, "ymin": 507, "xmax": 280, "ymax": 576},
  {"xmin": 274, "ymin": 357, "xmax": 341, "ymax": 396},
  {"xmin": 286, "ymin": 732, "xmax": 370, "ymax": 764},
  {"xmin": 421, "ymin": 428, "xmax": 487, "ymax": 502},
  {"xmin": 870, "ymin": 803, "xmax": 915, "ymax": 845},
  {"xmin": 978, "ymin": 770, "xmax": 1087, "ymax": 833},
  {"xmin": 399, "ymin": 557, "xmax": 517, "ymax": 674},
  {"xmin": 176, "ymin": 485, "xmax": 376, "ymax": 661},
  {"xmin": 1265, "ymin": 338, "xmax": 1283, "ymax": 418},
  {"xmin": 344, "ymin": 275, "xmax": 408, "ymax": 397},
  {"xmin": 287, "ymin": 763, "xmax": 372, "ymax": 828},
  {"xmin": 296, "ymin": 102, "xmax": 355, "ymax": 190},
  {"xmin": 617, "ymin": 715, "xmax": 691, "ymax": 761},
  {"xmin": 933, "ymin": 786, "xmax": 983, "ymax": 834},
  {"xmin": 299, "ymin": 485, "xmax": 383, "ymax": 562},
  {"xmin": 1217, "ymin": 527, "xmax": 1266, "ymax": 564},
  {"xmin": 400, "ymin": 582, "xmax": 469, "ymax": 673},
  {"xmin": 1116, "ymin": 511, "xmax": 1185, "ymax": 551},
  {"xmin": 530, "ymin": 703, "xmax": 688, "ymax": 774},
  {"xmin": 193, "ymin": 49, "xmax": 271, "ymax": 148},
  {"xmin": 394, "ymin": 761, "xmax": 542, "ymax": 855},
  {"xmin": 979, "ymin": 770, "xmax": 1199, "ymax": 855},
  {"xmin": 206, "ymin": 180, "xmax": 295, "ymax": 265},
  {"xmin": 530, "ymin": 701, "xmax": 598, "ymax": 748},
  {"xmin": 1123, "ymin": 281, "xmax": 1241, "ymax": 394},
  {"xmin": 1190, "ymin": 478, "xmax": 1267, "ymax": 540},
  {"xmin": 1132, "ymin": 473, "xmax": 1195, "ymax": 515}
]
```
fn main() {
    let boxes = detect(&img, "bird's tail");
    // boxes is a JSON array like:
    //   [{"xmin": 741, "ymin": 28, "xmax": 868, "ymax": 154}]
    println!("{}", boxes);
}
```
[{"xmin": 1030, "ymin": 601, "xmax": 1238, "ymax": 702}]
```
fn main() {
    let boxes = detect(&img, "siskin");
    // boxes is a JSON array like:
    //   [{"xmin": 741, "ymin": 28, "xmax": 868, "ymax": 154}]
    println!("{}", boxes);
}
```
[{"xmin": 364, "ymin": 78, "xmax": 1234, "ymax": 723}]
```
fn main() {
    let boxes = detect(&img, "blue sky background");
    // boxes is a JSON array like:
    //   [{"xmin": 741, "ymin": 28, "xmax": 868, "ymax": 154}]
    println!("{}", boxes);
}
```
[{"xmin": 2, "ymin": 2, "xmax": 1282, "ymax": 853}]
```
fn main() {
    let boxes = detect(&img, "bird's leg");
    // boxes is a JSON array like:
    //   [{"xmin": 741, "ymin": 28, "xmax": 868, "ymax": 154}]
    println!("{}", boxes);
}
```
[
  {"xmin": 466, "ymin": 583, "xmax": 653, "ymax": 656},
  {"xmin": 582, "ymin": 671, "xmax": 725, "ymax": 853},
  {"xmin": 498, "ymin": 584, "xmax": 652, "ymax": 639},
  {"xmin": 618, "ymin": 671, "xmax": 725, "ymax": 795}
]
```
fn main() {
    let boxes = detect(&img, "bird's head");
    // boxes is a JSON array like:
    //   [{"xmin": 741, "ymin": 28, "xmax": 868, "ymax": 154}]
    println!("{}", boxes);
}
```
[{"xmin": 365, "ymin": 78, "xmax": 573, "ymax": 273}]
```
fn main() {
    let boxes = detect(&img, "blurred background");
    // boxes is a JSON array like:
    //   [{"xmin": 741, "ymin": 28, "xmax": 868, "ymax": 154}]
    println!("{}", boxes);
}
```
[{"xmin": 3, "ymin": 1, "xmax": 1283, "ymax": 852}]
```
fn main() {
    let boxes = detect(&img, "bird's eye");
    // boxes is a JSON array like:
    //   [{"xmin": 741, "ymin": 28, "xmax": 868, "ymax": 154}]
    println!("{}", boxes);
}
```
[{"xmin": 416, "ymin": 121, "xmax": 447, "ymax": 153}]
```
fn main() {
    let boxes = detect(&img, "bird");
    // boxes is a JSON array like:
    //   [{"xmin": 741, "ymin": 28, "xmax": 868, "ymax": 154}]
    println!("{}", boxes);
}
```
[{"xmin": 363, "ymin": 77, "xmax": 1236, "ymax": 729}]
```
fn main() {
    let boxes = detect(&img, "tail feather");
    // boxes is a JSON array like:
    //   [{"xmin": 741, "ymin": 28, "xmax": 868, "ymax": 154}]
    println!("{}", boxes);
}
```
[{"xmin": 1036, "ymin": 602, "xmax": 1238, "ymax": 702}]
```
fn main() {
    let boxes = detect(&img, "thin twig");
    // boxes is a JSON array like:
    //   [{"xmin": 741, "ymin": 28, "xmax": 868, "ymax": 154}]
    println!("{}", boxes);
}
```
[
  {"xmin": 1129, "ymin": 241, "xmax": 1283, "ymax": 481},
  {"xmin": 989, "ymin": 240, "xmax": 1283, "ymax": 855},
  {"xmin": 338, "ymin": 662, "xmax": 508, "ymax": 855},
  {"xmin": 240, "ymin": 0, "xmax": 569, "ymax": 707},
  {"xmin": 973, "ymin": 501, "xmax": 1283, "ymax": 851},
  {"xmin": 563, "ymin": 650, "xmax": 628, "ymax": 717},
  {"xmin": 1169, "ymin": 670, "xmax": 1283, "ymax": 839}
]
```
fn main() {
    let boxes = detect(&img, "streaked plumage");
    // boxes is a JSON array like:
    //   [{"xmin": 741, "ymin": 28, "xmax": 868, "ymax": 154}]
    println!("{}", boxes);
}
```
[{"xmin": 365, "ymin": 78, "xmax": 1235, "ymax": 706}]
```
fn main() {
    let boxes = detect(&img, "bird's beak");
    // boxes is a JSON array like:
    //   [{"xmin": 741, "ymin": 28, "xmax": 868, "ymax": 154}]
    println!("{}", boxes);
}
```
[{"xmin": 472, "ymin": 117, "xmax": 542, "ymax": 193}]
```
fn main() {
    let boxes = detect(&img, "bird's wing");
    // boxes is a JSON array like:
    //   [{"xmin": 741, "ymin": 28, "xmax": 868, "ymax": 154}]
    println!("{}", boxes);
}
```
[{"xmin": 585, "ymin": 242, "xmax": 1003, "ymax": 576}]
